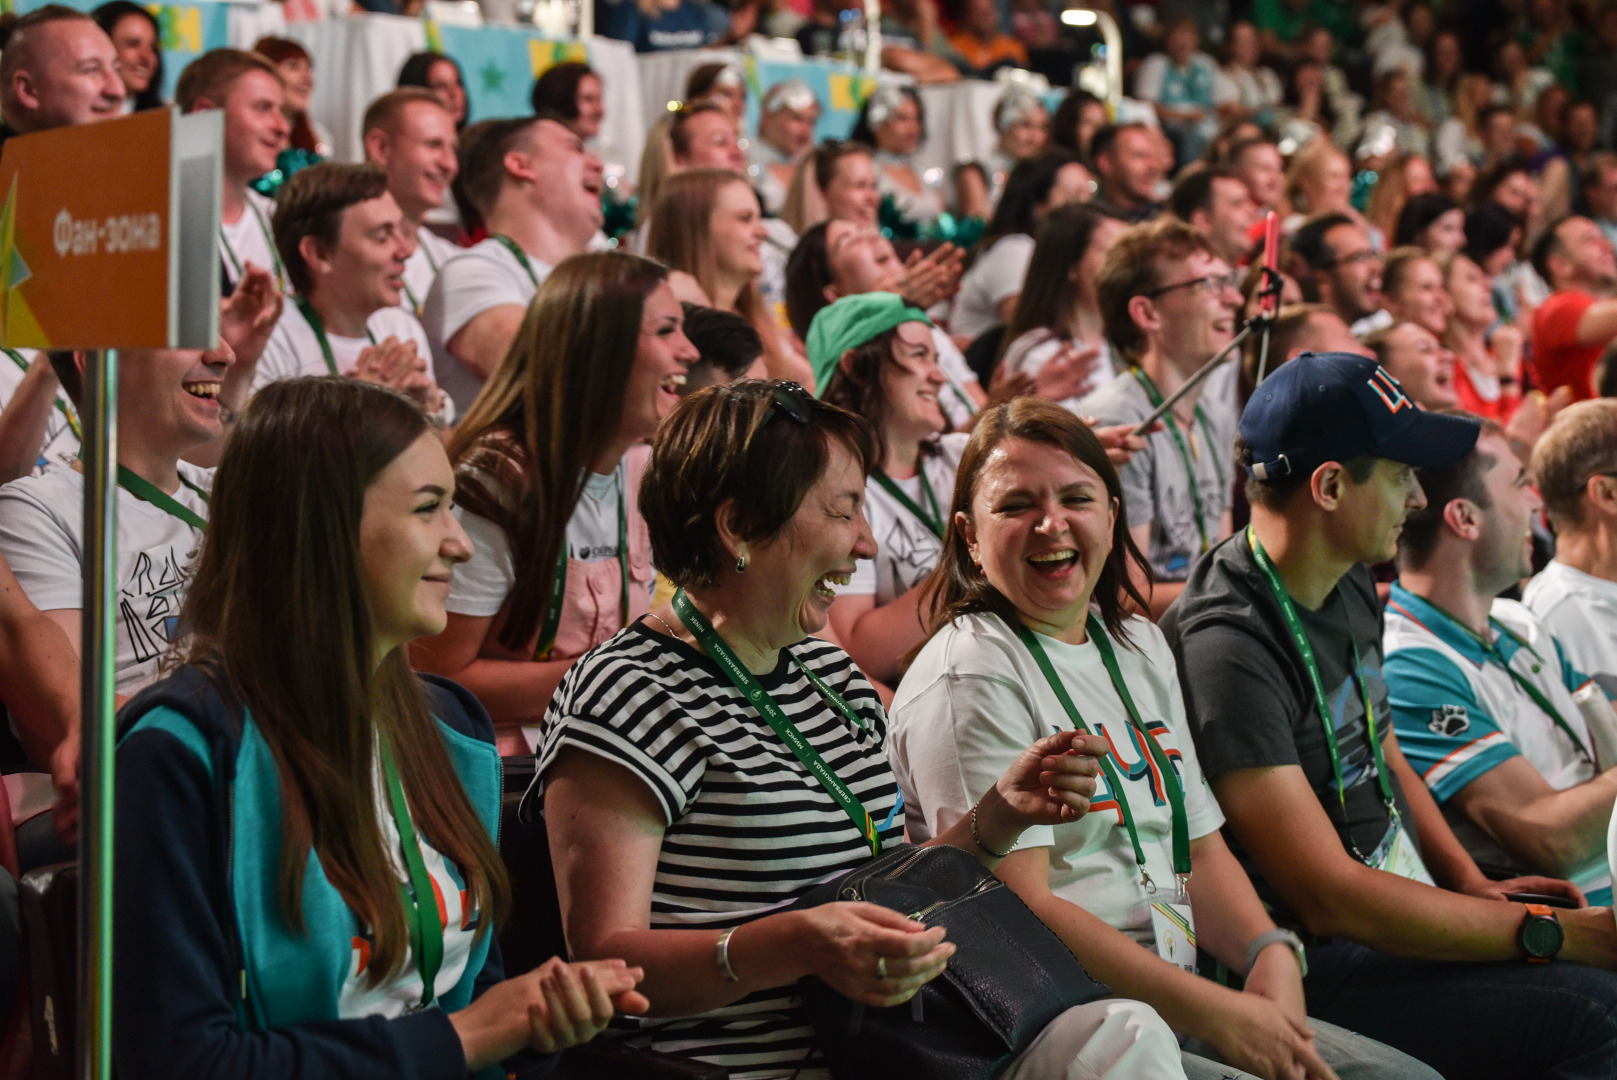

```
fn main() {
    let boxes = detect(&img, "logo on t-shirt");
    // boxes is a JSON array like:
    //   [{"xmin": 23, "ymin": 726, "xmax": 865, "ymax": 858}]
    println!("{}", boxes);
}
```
[{"xmin": 1428, "ymin": 703, "xmax": 1469, "ymax": 736}]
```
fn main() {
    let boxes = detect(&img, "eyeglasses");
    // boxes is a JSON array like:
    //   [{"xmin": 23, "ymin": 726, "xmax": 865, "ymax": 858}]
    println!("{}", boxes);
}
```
[
  {"xmin": 1144, "ymin": 272, "xmax": 1240, "ymax": 299},
  {"xmin": 770, "ymin": 381, "xmax": 813, "ymax": 424},
  {"xmin": 1317, "ymin": 248, "xmax": 1381, "ymax": 270}
]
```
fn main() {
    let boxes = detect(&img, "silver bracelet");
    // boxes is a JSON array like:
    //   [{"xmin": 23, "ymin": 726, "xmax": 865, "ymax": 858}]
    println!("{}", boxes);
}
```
[
  {"xmin": 715, "ymin": 925, "xmax": 740, "ymax": 983},
  {"xmin": 1245, "ymin": 928, "xmax": 1308, "ymax": 979},
  {"xmin": 970, "ymin": 802, "xmax": 1015, "ymax": 858}
]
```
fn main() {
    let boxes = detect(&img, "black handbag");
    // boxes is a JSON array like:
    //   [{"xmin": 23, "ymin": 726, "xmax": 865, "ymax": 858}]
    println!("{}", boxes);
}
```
[{"xmin": 792, "ymin": 843, "xmax": 1110, "ymax": 1080}]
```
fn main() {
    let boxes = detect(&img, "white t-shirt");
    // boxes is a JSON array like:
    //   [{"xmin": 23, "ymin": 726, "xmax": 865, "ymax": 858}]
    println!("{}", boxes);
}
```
[
  {"xmin": 1524, "ymin": 560, "xmax": 1617, "ymax": 692},
  {"xmin": 337, "ymin": 761, "xmax": 479, "ymax": 1020},
  {"xmin": 0, "ymin": 462, "xmax": 212, "ymax": 696},
  {"xmin": 421, "ymin": 238, "xmax": 551, "ymax": 415},
  {"xmin": 1001, "ymin": 329, "xmax": 1118, "ymax": 412},
  {"xmin": 254, "ymin": 302, "xmax": 452, "ymax": 424},
  {"xmin": 0, "ymin": 348, "xmax": 79, "ymax": 473},
  {"xmin": 844, "ymin": 433, "xmax": 966, "ymax": 606},
  {"xmin": 447, "ymin": 465, "xmax": 632, "ymax": 617},
  {"xmin": 889, "ymin": 611, "xmax": 1224, "ymax": 946},
  {"xmin": 399, "ymin": 229, "xmax": 462, "ymax": 319},
  {"xmin": 219, "ymin": 189, "xmax": 282, "ymax": 291},
  {"xmin": 932, "ymin": 328, "xmax": 982, "ymax": 431},
  {"xmin": 950, "ymin": 234, "xmax": 1035, "ymax": 343}
]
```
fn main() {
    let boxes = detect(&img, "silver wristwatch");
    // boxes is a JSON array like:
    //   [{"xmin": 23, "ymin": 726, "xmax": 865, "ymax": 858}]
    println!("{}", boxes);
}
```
[{"xmin": 1245, "ymin": 928, "xmax": 1307, "ymax": 978}]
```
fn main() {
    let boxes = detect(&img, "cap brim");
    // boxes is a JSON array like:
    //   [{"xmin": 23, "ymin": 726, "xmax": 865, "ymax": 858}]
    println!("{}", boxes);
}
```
[{"xmin": 1373, "ymin": 410, "xmax": 1481, "ymax": 470}]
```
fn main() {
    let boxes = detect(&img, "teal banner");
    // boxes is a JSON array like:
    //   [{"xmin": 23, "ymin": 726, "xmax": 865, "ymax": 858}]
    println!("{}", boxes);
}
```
[{"xmin": 426, "ymin": 20, "xmax": 589, "ymax": 122}]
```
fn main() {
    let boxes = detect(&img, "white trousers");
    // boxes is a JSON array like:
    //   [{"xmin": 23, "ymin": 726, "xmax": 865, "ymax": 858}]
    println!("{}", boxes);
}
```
[{"xmin": 1001, "ymin": 998, "xmax": 1188, "ymax": 1080}]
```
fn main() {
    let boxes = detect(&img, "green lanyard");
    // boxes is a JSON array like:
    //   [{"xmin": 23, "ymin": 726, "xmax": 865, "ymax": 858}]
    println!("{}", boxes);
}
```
[
  {"xmin": 1016, "ymin": 615, "xmax": 1191, "ymax": 897},
  {"xmin": 1399, "ymin": 596, "xmax": 1593, "ymax": 766},
  {"xmin": 871, "ymin": 464, "xmax": 944, "ymax": 539},
  {"xmin": 379, "ymin": 741, "xmax": 444, "ymax": 1009},
  {"xmin": 672, "ymin": 587, "xmax": 880, "ymax": 855},
  {"xmin": 219, "ymin": 197, "xmax": 285, "ymax": 290},
  {"xmin": 945, "ymin": 377, "xmax": 976, "ymax": 417},
  {"xmin": 115, "ymin": 465, "xmax": 208, "ymax": 532},
  {"xmin": 297, "ymin": 299, "xmax": 376, "ymax": 376},
  {"xmin": 401, "ymin": 279, "xmax": 423, "ymax": 318},
  {"xmin": 4, "ymin": 348, "xmax": 81, "ymax": 441},
  {"xmin": 491, "ymin": 234, "xmax": 540, "ymax": 288},
  {"xmin": 1248, "ymin": 528, "xmax": 1399, "ymax": 863},
  {"xmin": 535, "ymin": 466, "xmax": 630, "ymax": 660},
  {"xmin": 1131, "ymin": 367, "xmax": 1223, "ymax": 553}
]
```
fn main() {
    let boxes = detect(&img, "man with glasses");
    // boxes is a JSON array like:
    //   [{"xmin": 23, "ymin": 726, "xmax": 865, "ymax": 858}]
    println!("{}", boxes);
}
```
[
  {"xmin": 1525, "ymin": 400, "xmax": 1617, "ymax": 693},
  {"xmin": 1385, "ymin": 417, "xmax": 1615, "ymax": 909},
  {"xmin": 1078, "ymin": 218, "xmax": 1240, "ymax": 615},
  {"xmin": 1291, "ymin": 212, "xmax": 1389, "ymax": 338}
]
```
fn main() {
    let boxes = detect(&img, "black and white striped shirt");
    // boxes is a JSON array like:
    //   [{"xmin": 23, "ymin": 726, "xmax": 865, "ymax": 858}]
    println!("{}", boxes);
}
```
[{"xmin": 536, "ymin": 622, "xmax": 904, "ymax": 1078}]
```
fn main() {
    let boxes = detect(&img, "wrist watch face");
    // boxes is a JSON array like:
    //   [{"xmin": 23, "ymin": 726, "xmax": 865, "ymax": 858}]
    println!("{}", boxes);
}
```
[{"xmin": 1522, "ymin": 915, "xmax": 1564, "ymax": 958}]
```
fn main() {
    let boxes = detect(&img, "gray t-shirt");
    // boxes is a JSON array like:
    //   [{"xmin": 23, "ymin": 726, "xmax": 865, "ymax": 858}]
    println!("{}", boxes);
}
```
[
  {"xmin": 1074, "ymin": 370, "xmax": 1235, "ymax": 581},
  {"xmin": 1159, "ymin": 536, "xmax": 1416, "ymax": 925}
]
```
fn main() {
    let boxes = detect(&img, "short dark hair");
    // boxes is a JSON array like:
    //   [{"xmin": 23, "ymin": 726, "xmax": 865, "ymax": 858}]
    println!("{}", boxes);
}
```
[
  {"xmin": 1397, "ymin": 412, "xmax": 1502, "ymax": 568},
  {"xmin": 640, "ymin": 381, "xmax": 876, "ymax": 589},
  {"xmin": 530, "ymin": 60, "xmax": 595, "ymax": 120},
  {"xmin": 1470, "ymin": 159, "xmax": 1530, "ymax": 211},
  {"xmin": 680, "ymin": 302, "xmax": 762, "ymax": 383},
  {"xmin": 271, "ymin": 162, "xmax": 390, "ymax": 296},
  {"xmin": 453, "ymin": 114, "xmax": 568, "ymax": 223},
  {"xmin": 1169, "ymin": 164, "xmax": 1239, "ymax": 222},
  {"xmin": 1237, "ymin": 434, "xmax": 1378, "ymax": 510},
  {"xmin": 1227, "ymin": 134, "xmax": 1278, "ymax": 169},
  {"xmin": 1530, "ymin": 215, "xmax": 1572, "ymax": 284},
  {"xmin": 1291, "ymin": 212, "xmax": 1357, "ymax": 270},
  {"xmin": 1089, "ymin": 122, "xmax": 1150, "ymax": 163},
  {"xmin": 1464, "ymin": 201, "xmax": 1519, "ymax": 265},
  {"xmin": 1393, "ymin": 192, "xmax": 1458, "ymax": 248}
]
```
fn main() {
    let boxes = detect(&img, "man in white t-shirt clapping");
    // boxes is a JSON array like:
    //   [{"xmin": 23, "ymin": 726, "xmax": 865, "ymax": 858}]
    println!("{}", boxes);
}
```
[
  {"xmin": 260, "ymin": 162, "xmax": 449, "ymax": 422},
  {"xmin": 361, "ymin": 88, "xmax": 461, "ymax": 320},
  {"xmin": 421, "ymin": 113, "xmax": 603, "ymax": 413},
  {"xmin": 1526, "ymin": 399, "xmax": 1617, "ymax": 692},
  {"xmin": 177, "ymin": 49, "xmax": 291, "ymax": 293}
]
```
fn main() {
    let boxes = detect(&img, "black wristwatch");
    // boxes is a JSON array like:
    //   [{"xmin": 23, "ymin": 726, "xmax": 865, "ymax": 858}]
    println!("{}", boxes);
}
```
[{"xmin": 1518, "ymin": 904, "xmax": 1564, "ymax": 963}]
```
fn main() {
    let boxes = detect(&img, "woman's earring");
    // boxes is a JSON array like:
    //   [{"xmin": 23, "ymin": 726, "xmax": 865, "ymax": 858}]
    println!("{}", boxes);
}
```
[{"xmin": 736, "ymin": 553, "xmax": 748, "ymax": 573}]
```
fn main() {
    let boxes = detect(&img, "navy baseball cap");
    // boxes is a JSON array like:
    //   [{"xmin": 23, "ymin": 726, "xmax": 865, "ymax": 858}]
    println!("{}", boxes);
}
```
[{"xmin": 1241, "ymin": 352, "xmax": 1481, "ymax": 482}]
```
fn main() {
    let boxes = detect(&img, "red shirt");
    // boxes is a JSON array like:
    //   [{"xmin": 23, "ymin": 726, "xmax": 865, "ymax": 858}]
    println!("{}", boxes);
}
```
[
  {"xmin": 1531, "ymin": 290, "xmax": 1606, "ymax": 400},
  {"xmin": 1452, "ymin": 360, "xmax": 1522, "ymax": 424}
]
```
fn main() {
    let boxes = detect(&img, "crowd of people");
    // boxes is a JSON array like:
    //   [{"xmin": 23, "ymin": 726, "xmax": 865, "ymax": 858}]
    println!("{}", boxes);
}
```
[{"xmin": 1, "ymin": 0, "xmax": 1617, "ymax": 1077}]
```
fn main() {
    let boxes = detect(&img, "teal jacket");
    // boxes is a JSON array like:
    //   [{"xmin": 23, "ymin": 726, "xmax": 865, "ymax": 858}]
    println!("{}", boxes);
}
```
[{"xmin": 112, "ymin": 664, "xmax": 524, "ymax": 1080}]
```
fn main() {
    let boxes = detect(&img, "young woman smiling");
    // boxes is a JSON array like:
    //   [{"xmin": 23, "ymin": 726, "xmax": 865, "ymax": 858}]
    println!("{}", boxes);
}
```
[
  {"xmin": 411, "ymin": 252, "xmax": 698, "ymax": 753},
  {"xmin": 647, "ymin": 168, "xmax": 815, "ymax": 388},
  {"xmin": 888, "ymin": 399, "xmax": 1442, "ymax": 1080},
  {"xmin": 114, "ymin": 378, "xmax": 646, "ymax": 1079}
]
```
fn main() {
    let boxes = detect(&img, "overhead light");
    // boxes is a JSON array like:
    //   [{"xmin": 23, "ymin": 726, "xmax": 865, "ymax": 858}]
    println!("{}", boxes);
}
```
[{"xmin": 1062, "ymin": 9, "xmax": 1098, "ymax": 26}]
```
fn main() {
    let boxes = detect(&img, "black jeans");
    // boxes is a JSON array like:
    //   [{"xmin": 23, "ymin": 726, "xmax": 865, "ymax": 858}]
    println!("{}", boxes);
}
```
[{"xmin": 1306, "ymin": 938, "xmax": 1617, "ymax": 1080}]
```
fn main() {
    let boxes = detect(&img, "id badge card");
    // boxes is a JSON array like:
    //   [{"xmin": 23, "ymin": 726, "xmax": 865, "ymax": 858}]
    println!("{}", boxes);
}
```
[
  {"xmin": 1369, "ymin": 819, "xmax": 1435, "ymax": 885},
  {"xmin": 1149, "ymin": 901, "xmax": 1197, "ymax": 974}
]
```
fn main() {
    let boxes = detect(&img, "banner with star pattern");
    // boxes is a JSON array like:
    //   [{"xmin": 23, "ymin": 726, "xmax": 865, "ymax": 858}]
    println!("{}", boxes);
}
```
[
  {"xmin": 426, "ymin": 19, "xmax": 589, "ymax": 122},
  {"xmin": 10, "ymin": 0, "xmax": 231, "ymax": 102}
]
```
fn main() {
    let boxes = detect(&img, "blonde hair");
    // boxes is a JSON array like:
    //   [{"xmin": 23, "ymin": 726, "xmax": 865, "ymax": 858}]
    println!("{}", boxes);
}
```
[
  {"xmin": 1285, "ymin": 139, "xmax": 1348, "ymax": 215},
  {"xmin": 1531, "ymin": 399, "xmax": 1617, "ymax": 531}
]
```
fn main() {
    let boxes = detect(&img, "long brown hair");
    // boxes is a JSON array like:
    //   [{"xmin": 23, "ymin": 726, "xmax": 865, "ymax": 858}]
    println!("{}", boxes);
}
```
[
  {"xmin": 646, "ymin": 168, "xmax": 770, "ymax": 329},
  {"xmin": 925, "ymin": 398, "xmax": 1151, "ymax": 646},
  {"xmin": 181, "ymin": 378, "xmax": 509, "ymax": 987},
  {"xmin": 449, "ymin": 250, "xmax": 668, "ymax": 651},
  {"xmin": 819, "ymin": 323, "xmax": 935, "ymax": 468}
]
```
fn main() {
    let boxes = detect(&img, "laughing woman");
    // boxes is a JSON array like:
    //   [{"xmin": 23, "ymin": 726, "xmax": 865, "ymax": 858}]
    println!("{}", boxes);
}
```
[
  {"xmin": 412, "ymin": 251, "xmax": 698, "ymax": 753},
  {"xmin": 888, "ymin": 399, "xmax": 1442, "ymax": 1080},
  {"xmin": 536, "ymin": 379, "xmax": 1186, "ymax": 1079},
  {"xmin": 114, "ymin": 378, "xmax": 646, "ymax": 1079}
]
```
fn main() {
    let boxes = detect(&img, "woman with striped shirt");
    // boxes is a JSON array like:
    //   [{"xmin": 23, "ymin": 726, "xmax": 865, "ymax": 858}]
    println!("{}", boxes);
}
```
[{"xmin": 536, "ymin": 380, "xmax": 1185, "ymax": 1079}]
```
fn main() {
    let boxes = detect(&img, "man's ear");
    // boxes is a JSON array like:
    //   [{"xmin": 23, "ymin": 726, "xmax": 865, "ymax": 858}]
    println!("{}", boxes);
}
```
[
  {"xmin": 1442, "ymin": 497, "xmax": 1482, "ymax": 542},
  {"xmin": 1126, "ymin": 294, "xmax": 1160, "ymax": 340},
  {"xmin": 362, "ymin": 127, "xmax": 390, "ymax": 167},
  {"xmin": 1310, "ymin": 460, "xmax": 1349, "ymax": 511}
]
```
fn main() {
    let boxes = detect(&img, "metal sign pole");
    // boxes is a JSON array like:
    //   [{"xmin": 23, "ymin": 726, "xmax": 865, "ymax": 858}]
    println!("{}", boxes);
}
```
[{"xmin": 77, "ymin": 347, "xmax": 117, "ymax": 1080}]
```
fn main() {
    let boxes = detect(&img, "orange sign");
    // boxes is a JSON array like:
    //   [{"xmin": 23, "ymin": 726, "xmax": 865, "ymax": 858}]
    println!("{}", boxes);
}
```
[{"xmin": 0, "ymin": 107, "xmax": 221, "ymax": 350}]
